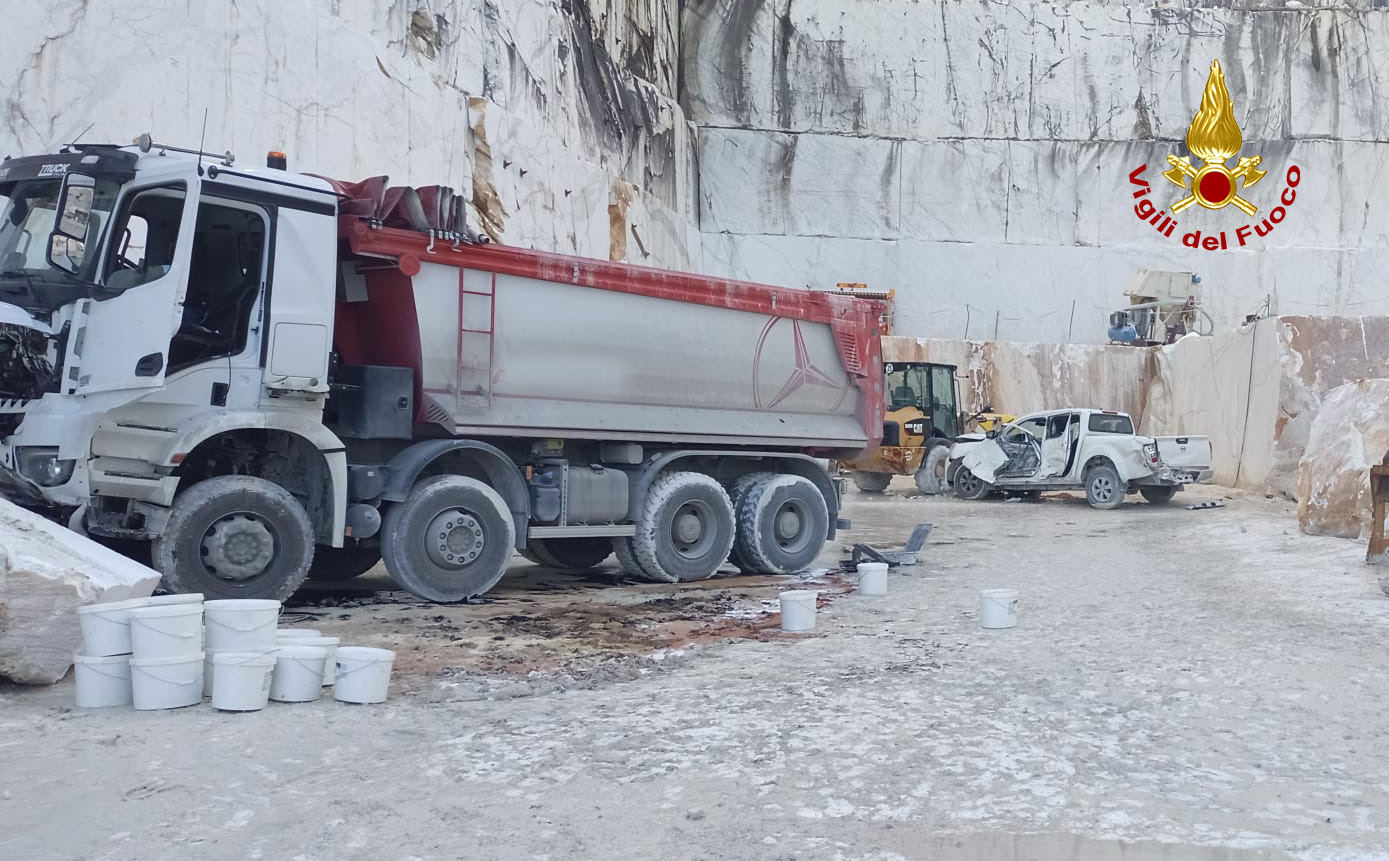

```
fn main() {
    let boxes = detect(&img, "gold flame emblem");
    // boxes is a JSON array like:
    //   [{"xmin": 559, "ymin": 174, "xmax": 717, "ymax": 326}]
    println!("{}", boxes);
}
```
[{"xmin": 1162, "ymin": 60, "xmax": 1267, "ymax": 215}]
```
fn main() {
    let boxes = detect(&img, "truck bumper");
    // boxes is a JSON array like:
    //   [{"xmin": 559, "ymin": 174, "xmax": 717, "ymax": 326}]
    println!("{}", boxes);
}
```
[{"xmin": 1135, "ymin": 466, "xmax": 1212, "ymax": 486}]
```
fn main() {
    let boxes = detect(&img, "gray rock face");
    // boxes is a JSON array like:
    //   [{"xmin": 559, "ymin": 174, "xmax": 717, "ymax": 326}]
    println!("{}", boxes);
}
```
[
  {"xmin": 0, "ymin": 501, "xmax": 160, "ymax": 684},
  {"xmin": 1296, "ymin": 379, "xmax": 1389, "ymax": 540}
]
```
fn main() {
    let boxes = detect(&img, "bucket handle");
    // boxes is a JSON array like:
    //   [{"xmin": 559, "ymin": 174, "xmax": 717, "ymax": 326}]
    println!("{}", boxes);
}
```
[
  {"xmin": 132, "ymin": 665, "xmax": 201, "ymax": 686},
  {"xmin": 335, "ymin": 660, "xmax": 387, "ymax": 680},
  {"xmin": 208, "ymin": 615, "xmax": 276, "ymax": 633},
  {"xmin": 79, "ymin": 664, "xmax": 131, "ymax": 681},
  {"xmin": 134, "ymin": 618, "xmax": 200, "ymax": 639}
]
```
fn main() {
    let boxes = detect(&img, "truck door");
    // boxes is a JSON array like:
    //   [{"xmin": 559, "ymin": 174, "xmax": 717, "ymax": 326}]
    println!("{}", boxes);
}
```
[
  {"xmin": 71, "ymin": 182, "xmax": 196, "ymax": 394},
  {"xmin": 1038, "ymin": 413, "xmax": 1078, "ymax": 478},
  {"xmin": 929, "ymin": 364, "xmax": 959, "ymax": 438}
]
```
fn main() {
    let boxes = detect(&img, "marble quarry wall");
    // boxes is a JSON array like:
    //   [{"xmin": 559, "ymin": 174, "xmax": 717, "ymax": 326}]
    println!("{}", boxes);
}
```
[
  {"xmin": 683, "ymin": 0, "xmax": 1389, "ymax": 345},
  {"xmin": 2, "ymin": 0, "xmax": 701, "ymax": 268}
]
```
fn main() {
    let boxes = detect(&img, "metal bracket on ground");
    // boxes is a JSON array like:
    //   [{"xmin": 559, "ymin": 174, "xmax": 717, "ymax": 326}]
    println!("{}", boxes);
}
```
[{"xmin": 840, "ymin": 522, "xmax": 932, "ymax": 570}]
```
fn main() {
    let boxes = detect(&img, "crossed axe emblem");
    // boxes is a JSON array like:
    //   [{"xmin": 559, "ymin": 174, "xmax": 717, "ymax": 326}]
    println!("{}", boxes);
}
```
[{"xmin": 1162, "ymin": 154, "xmax": 1267, "ymax": 216}]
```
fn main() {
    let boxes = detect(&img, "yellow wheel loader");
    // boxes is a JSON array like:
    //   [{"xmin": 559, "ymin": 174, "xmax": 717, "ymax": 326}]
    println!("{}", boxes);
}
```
[{"xmin": 839, "ymin": 362, "xmax": 1012, "ymax": 494}]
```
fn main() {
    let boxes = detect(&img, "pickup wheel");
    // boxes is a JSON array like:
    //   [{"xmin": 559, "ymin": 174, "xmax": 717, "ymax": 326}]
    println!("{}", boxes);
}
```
[
  {"xmin": 852, "ymin": 471, "xmax": 892, "ymax": 493},
  {"xmin": 152, "ymin": 475, "xmax": 314, "ymax": 601},
  {"xmin": 1084, "ymin": 464, "xmax": 1125, "ymax": 510},
  {"xmin": 525, "ymin": 537, "xmax": 612, "ymax": 571},
  {"xmin": 307, "ymin": 544, "xmax": 382, "ymax": 581},
  {"xmin": 633, "ymin": 471, "xmax": 736, "ymax": 582},
  {"xmin": 380, "ymin": 476, "xmax": 515, "ymax": 602},
  {"xmin": 1139, "ymin": 485, "xmax": 1178, "ymax": 505},
  {"xmin": 952, "ymin": 466, "xmax": 992, "ymax": 501},
  {"xmin": 913, "ymin": 442, "xmax": 951, "ymax": 494},
  {"xmin": 734, "ymin": 475, "xmax": 829, "ymax": 575}
]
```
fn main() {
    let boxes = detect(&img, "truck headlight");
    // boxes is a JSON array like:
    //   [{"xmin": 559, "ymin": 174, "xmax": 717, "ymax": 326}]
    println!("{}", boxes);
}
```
[{"xmin": 16, "ymin": 447, "xmax": 76, "ymax": 487}]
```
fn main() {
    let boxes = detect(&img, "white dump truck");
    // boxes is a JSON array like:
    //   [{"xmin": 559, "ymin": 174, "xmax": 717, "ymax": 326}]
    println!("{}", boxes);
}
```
[
  {"xmin": 946, "ymin": 408, "xmax": 1212, "ymax": 509},
  {"xmin": 0, "ymin": 138, "xmax": 885, "ymax": 601}
]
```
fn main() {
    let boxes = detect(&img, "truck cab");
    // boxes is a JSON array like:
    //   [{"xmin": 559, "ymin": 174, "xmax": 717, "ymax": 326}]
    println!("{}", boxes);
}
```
[{"xmin": 0, "ymin": 141, "xmax": 348, "ymax": 597}]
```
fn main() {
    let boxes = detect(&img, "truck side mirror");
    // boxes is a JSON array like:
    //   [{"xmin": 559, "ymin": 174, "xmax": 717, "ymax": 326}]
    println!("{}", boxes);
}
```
[
  {"xmin": 46, "ymin": 173, "xmax": 96, "ymax": 275},
  {"xmin": 986, "ymin": 429, "xmax": 998, "ymax": 440}
]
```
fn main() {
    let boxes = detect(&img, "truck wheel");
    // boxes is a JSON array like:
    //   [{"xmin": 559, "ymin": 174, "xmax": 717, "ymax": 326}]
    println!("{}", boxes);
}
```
[
  {"xmin": 728, "ymin": 471, "xmax": 776, "ymax": 572},
  {"xmin": 307, "ymin": 545, "xmax": 382, "ymax": 581},
  {"xmin": 612, "ymin": 537, "xmax": 662, "ymax": 581},
  {"xmin": 913, "ymin": 443, "xmax": 951, "ymax": 494},
  {"xmin": 526, "ymin": 538, "xmax": 612, "ymax": 571},
  {"xmin": 952, "ymin": 466, "xmax": 991, "ymax": 500},
  {"xmin": 735, "ymin": 475, "xmax": 829, "ymax": 575},
  {"xmin": 380, "ymin": 476, "xmax": 515, "ymax": 602},
  {"xmin": 152, "ymin": 475, "xmax": 314, "ymax": 601},
  {"xmin": 633, "ymin": 471, "xmax": 736, "ymax": 582},
  {"xmin": 1085, "ymin": 464, "xmax": 1125, "ymax": 510},
  {"xmin": 852, "ymin": 471, "xmax": 892, "ymax": 493},
  {"xmin": 1139, "ymin": 485, "xmax": 1178, "ymax": 505}
]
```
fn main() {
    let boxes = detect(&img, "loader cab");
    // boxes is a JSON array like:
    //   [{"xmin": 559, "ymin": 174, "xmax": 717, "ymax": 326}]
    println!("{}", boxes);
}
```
[{"xmin": 883, "ymin": 361, "xmax": 960, "ymax": 444}]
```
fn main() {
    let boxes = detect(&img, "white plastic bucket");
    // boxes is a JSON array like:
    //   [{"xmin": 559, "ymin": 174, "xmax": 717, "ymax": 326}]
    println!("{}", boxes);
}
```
[
  {"xmin": 275, "ymin": 628, "xmax": 323, "ymax": 641},
  {"xmin": 74, "ymin": 653, "xmax": 133, "ymax": 708},
  {"xmin": 270, "ymin": 644, "xmax": 333, "ymax": 702},
  {"xmin": 294, "ymin": 636, "xmax": 342, "ymax": 686},
  {"xmin": 211, "ymin": 650, "xmax": 278, "ymax": 712},
  {"xmin": 204, "ymin": 599, "xmax": 280, "ymax": 652},
  {"xmin": 76, "ymin": 597, "xmax": 152, "ymax": 657},
  {"xmin": 333, "ymin": 647, "xmax": 395, "ymax": 704},
  {"xmin": 979, "ymin": 588, "xmax": 1019, "ymax": 629},
  {"xmin": 128, "ymin": 603, "xmax": 204, "ymax": 660},
  {"xmin": 779, "ymin": 590, "xmax": 818, "ymax": 632},
  {"xmin": 130, "ymin": 652, "xmax": 204, "ymax": 710},
  {"xmin": 147, "ymin": 592, "xmax": 204, "ymax": 606},
  {"xmin": 857, "ymin": 562, "xmax": 889, "ymax": 596}
]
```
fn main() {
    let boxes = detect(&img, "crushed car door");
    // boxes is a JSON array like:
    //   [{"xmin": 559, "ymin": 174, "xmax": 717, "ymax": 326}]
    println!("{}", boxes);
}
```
[
  {"xmin": 960, "ymin": 439, "xmax": 1009, "ymax": 483},
  {"xmin": 995, "ymin": 416, "xmax": 1046, "ymax": 479},
  {"xmin": 1038, "ymin": 412, "xmax": 1078, "ymax": 478}
]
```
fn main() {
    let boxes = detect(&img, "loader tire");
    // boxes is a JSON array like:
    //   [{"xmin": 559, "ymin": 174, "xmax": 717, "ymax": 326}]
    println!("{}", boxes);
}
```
[
  {"xmin": 952, "ymin": 466, "xmax": 992, "ymax": 501},
  {"xmin": 734, "ymin": 475, "xmax": 829, "ymax": 575},
  {"xmin": 307, "ymin": 544, "xmax": 382, "ymax": 581},
  {"xmin": 153, "ymin": 475, "xmax": 314, "ymax": 601},
  {"xmin": 381, "ymin": 476, "xmax": 515, "ymax": 602},
  {"xmin": 526, "ymin": 538, "xmax": 612, "ymax": 571},
  {"xmin": 633, "ymin": 471, "xmax": 736, "ymax": 582},
  {"xmin": 1139, "ymin": 485, "xmax": 1178, "ymax": 505},
  {"xmin": 913, "ymin": 442, "xmax": 952, "ymax": 495},
  {"xmin": 852, "ymin": 471, "xmax": 892, "ymax": 493},
  {"xmin": 1084, "ymin": 464, "xmax": 1125, "ymax": 510}
]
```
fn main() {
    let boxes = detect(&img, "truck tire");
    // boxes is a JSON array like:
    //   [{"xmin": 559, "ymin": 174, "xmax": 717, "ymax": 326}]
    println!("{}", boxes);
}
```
[
  {"xmin": 913, "ymin": 442, "xmax": 951, "ymax": 494},
  {"xmin": 307, "ymin": 544, "xmax": 382, "ymax": 581},
  {"xmin": 152, "ymin": 475, "xmax": 314, "ymax": 601},
  {"xmin": 612, "ymin": 536, "xmax": 661, "ymax": 581},
  {"xmin": 1139, "ymin": 485, "xmax": 1178, "ymax": 505},
  {"xmin": 1084, "ymin": 464, "xmax": 1125, "ymax": 510},
  {"xmin": 380, "ymin": 476, "xmax": 515, "ymax": 602},
  {"xmin": 735, "ymin": 475, "xmax": 829, "ymax": 575},
  {"xmin": 728, "ymin": 471, "xmax": 777, "ymax": 573},
  {"xmin": 633, "ymin": 471, "xmax": 736, "ymax": 582},
  {"xmin": 852, "ymin": 471, "xmax": 892, "ymax": 493},
  {"xmin": 526, "ymin": 537, "xmax": 612, "ymax": 571},
  {"xmin": 952, "ymin": 466, "xmax": 992, "ymax": 500}
]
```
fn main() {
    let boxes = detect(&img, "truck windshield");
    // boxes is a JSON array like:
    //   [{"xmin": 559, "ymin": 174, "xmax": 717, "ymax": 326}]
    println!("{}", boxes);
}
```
[
  {"xmin": 885, "ymin": 363, "xmax": 929, "ymax": 411},
  {"xmin": 0, "ymin": 177, "xmax": 121, "ymax": 315},
  {"xmin": 1088, "ymin": 413, "xmax": 1134, "ymax": 434}
]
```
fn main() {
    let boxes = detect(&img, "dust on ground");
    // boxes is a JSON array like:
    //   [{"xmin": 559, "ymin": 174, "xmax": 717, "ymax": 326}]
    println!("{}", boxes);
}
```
[{"xmin": 4, "ymin": 482, "xmax": 1389, "ymax": 861}]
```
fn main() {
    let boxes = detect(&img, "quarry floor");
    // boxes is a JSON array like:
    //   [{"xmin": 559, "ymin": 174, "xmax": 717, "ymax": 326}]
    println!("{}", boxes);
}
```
[{"xmin": 3, "ymin": 483, "xmax": 1389, "ymax": 861}]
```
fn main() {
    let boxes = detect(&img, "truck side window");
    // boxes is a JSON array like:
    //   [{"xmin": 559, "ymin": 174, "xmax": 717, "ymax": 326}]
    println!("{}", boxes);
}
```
[
  {"xmin": 103, "ymin": 185, "xmax": 187, "ymax": 292},
  {"xmin": 1046, "ymin": 414, "xmax": 1071, "ymax": 439},
  {"xmin": 169, "ymin": 199, "xmax": 268, "ymax": 372}
]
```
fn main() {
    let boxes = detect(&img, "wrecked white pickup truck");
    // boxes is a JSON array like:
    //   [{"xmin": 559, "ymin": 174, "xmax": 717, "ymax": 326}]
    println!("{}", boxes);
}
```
[{"xmin": 945, "ymin": 409, "xmax": 1212, "ymax": 509}]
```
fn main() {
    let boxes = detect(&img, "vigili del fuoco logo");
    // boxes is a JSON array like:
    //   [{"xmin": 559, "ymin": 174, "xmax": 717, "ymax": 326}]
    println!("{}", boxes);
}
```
[{"xmin": 1128, "ymin": 60, "xmax": 1302, "ymax": 251}]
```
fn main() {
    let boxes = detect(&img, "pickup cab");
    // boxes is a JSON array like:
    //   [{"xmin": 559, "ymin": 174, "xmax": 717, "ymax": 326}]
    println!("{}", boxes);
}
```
[{"xmin": 945, "ymin": 409, "xmax": 1212, "ymax": 509}]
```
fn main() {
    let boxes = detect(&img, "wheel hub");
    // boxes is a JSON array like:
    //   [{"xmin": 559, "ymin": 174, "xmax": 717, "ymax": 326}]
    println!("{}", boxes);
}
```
[
  {"xmin": 774, "ymin": 505, "xmax": 802, "ymax": 541},
  {"xmin": 202, "ymin": 514, "xmax": 276, "ymax": 581},
  {"xmin": 426, "ymin": 508, "xmax": 484, "ymax": 569},
  {"xmin": 1091, "ymin": 476, "xmax": 1114, "ymax": 501},
  {"xmin": 674, "ymin": 510, "xmax": 703, "ymax": 545}
]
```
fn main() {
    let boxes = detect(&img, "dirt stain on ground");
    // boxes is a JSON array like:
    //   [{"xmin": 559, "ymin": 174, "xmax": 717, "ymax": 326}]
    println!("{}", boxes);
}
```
[{"xmin": 286, "ymin": 563, "xmax": 854, "ymax": 678}]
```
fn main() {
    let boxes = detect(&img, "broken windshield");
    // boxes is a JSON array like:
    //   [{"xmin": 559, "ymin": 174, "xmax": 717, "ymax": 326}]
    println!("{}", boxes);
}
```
[{"xmin": 0, "ymin": 176, "xmax": 121, "ymax": 315}]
